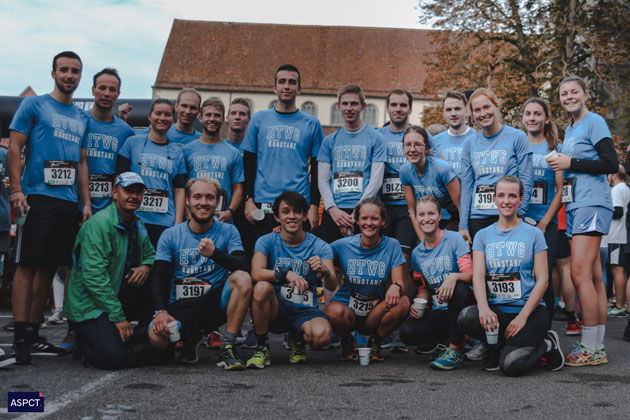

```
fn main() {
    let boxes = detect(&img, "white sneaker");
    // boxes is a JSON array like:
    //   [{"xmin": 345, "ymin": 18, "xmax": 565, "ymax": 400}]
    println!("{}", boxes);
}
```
[
  {"xmin": 47, "ymin": 307, "xmax": 65, "ymax": 325},
  {"xmin": 0, "ymin": 347, "xmax": 16, "ymax": 368},
  {"xmin": 465, "ymin": 342, "xmax": 488, "ymax": 361}
]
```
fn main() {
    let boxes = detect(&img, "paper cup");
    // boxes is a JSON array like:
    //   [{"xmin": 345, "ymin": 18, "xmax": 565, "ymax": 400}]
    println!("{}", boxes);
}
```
[
  {"xmin": 167, "ymin": 320, "xmax": 181, "ymax": 343},
  {"xmin": 485, "ymin": 325, "xmax": 499, "ymax": 345},
  {"xmin": 357, "ymin": 347, "xmax": 370, "ymax": 366},
  {"xmin": 413, "ymin": 298, "xmax": 428, "ymax": 318},
  {"xmin": 545, "ymin": 150, "xmax": 559, "ymax": 161},
  {"xmin": 252, "ymin": 208, "xmax": 265, "ymax": 222}
]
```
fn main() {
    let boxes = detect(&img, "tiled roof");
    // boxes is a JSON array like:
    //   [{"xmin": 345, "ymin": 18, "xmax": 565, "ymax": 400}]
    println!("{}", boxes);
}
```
[{"xmin": 155, "ymin": 20, "xmax": 440, "ymax": 98}]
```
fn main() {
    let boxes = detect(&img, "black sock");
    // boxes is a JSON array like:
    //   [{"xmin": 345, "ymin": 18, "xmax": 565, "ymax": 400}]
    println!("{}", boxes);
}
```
[
  {"xmin": 14, "ymin": 322, "xmax": 29, "ymax": 341},
  {"xmin": 255, "ymin": 333, "xmax": 268, "ymax": 348},
  {"xmin": 566, "ymin": 311, "xmax": 576, "ymax": 322}
]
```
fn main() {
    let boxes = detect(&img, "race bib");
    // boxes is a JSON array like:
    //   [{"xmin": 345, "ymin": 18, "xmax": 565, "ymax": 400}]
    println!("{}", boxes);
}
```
[
  {"xmin": 261, "ymin": 203, "xmax": 273, "ymax": 214},
  {"xmin": 381, "ymin": 176, "xmax": 404, "ymax": 201},
  {"xmin": 562, "ymin": 178, "xmax": 576, "ymax": 203},
  {"xmin": 138, "ymin": 188, "xmax": 168, "ymax": 213},
  {"xmin": 486, "ymin": 272, "xmax": 522, "ymax": 299},
  {"xmin": 216, "ymin": 189, "xmax": 227, "ymax": 212},
  {"xmin": 89, "ymin": 174, "xmax": 114, "ymax": 198},
  {"xmin": 530, "ymin": 180, "xmax": 547, "ymax": 205},
  {"xmin": 280, "ymin": 285, "xmax": 315, "ymax": 307},
  {"xmin": 348, "ymin": 291, "xmax": 378, "ymax": 317},
  {"xmin": 175, "ymin": 277, "xmax": 212, "ymax": 300},
  {"xmin": 334, "ymin": 171, "xmax": 363, "ymax": 194},
  {"xmin": 431, "ymin": 290, "xmax": 448, "ymax": 309},
  {"xmin": 44, "ymin": 160, "xmax": 76, "ymax": 186},
  {"xmin": 474, "ymin": 185, "xmax": 497, "ymax": 210}
]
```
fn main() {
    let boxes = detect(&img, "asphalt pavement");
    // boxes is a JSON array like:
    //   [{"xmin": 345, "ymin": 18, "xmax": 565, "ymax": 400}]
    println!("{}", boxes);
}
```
[{"xmin": 1, "ymin": 309, "xmax": 629, "ymax": 419}]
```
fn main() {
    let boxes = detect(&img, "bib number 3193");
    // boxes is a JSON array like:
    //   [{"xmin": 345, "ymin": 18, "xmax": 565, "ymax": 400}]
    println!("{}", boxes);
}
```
[{"xmin": 486, "ymin": 272, "xmax": 522, "ymax": 299}]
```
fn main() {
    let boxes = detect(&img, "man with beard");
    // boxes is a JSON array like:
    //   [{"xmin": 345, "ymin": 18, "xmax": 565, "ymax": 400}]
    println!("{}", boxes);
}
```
[
  {"xmin": 182, "ymin": 99, "xmax": 243, "ymax": 223},
  {"xmin": 224, "ymin": 98, "xmax": 250, "ymax": 153},
  {"xmin": 63, "ymin": 172, "xmax": 170, "ymax": 369},
  {"xmin": 85, "ymin": 68, "xmax": 135, "ymax": 214},
  {"xmin": 167, "ymin": 89, "xmax": 202, "ymax": 147},
  {"xmin": 148, "ymin": 177, "xmax": 252, "ymax": 370},
  {"xmin": 8, "ymin": 51, "xmax": 91, "ymax": 364},
  {"xmin": 241, "ymin": 64, "xmax": 323, "ymax": 257}
]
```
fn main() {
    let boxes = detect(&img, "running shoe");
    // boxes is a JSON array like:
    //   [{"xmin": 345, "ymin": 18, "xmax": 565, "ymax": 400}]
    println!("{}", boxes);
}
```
[
  {"xmin": 566, "ymin": 320, "xmax": 582, "ymax": 335},
  {"xmin": 3, "ymin": 321, "xmax": 14, "ymax": 332},
  {"xmin": 565, "ymin": 342, "xmax": 597, "ymax": 367},
  {"xmin": 239, "ymin": 329, "xmax": 257, "ymax": 349},
  {"xmin": 282, "ymin": 333, "xmax": 290, "ymax": 350},
  {"xmin": 430, "ymin": 343, "xmax": 449, "ymax": 361},
  {"xmin": 607, "ymin": 306, "xmax": 627, "ymax": 318},
  {"xmin": 593, "ymin": 347, "xmax": 608, "ymax": 365},
  {"xmin": 465, "ymin": 341, "xmax": 488, "ymax": 361},
  {"xmin": 368, "ymin": 336, "xmax": 384, "ymax": 362},
  {"xmin": 544, "ymin": 330, "xmax": 564, "ymax": 371},
  {"xmin": 178, "ymin": 336, "xmax": 202, "ymax": 364},
  {"xmin": 414, "ymin": 341, "xmax": 438, "ymax": 355},
  {"xmin": 340, "ymin": 335, "xmax": 357, "ymax": 361},
  {"xmin": 246, "ymin": 345, "xmax": 271, "ymax": 369},
  {"xmin": 482, "ymin": 346, "xmax": 500, "ymax": 371},
  {"xmin": 12, "ymin": 339, "xmax": 31, "ymax": 365},
  {"xmin": 47, "ymin": 307, "xmax": 65, "ymax": 325},
  {"xmin": 388, "ymin": 331, "xmax": 408, "ymax": 353},
  {"xmin": 174, "ymin": 340, "xmax": 184, "ymax": 351},
  {"xmin": 59, "ymin": 331, "xmax": 76, "ymax": 353},
  {"xmin": 289, "ymin": 337, "xmax": 307, "ymax": 364},
  {"xmin": 0, "ymin": 348, "xmax": 16, "ymax": 368},
  {"xmin": 207, "ymin": 331, "xmax": 222, "ymax": 349},
  {"xmin": 624, "ymin": 323, "xmax": 630, "ymax": 342},
  {"xmin": 323, "ymin": 333, "xmax": 341, "ymax": 350},
  {"xmin": 429, "ymin": 347, "xmax": 464, "ymax": 370},
  {"xmin": 216, "ymin": 344, "xmax": 245, "ymax": 371},
  {"xmin": 380, "ymin": 333, "xmax": 394, "ymax": 348},
  {"xmin": 28, "ymin": 336, "xmax": 67, "ymax": 356}
]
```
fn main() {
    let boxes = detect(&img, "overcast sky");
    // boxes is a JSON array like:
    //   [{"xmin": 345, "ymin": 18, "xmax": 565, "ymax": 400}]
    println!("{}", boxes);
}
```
[{"xmin": 1, "ymin": 0, "xmax": 428, "ymax": 99}]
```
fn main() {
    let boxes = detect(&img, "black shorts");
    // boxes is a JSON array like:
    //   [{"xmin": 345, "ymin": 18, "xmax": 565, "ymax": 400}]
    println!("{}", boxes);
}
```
[
  {"xmin": 608, "ymin": 243, "xmax": 627, "ymax": 267},
  {"xmin": 314, "ymin": 207, "xmax": 356, "ymax": 244},
  {"xmin": 166, "ymin": 283, "xmax": 229, "ymax": 340},
  {"xmin": 556, "ymin": 229, "xmax": 571, "ymax": 259},
  {"xmin": 383, "ymin": 205, "xmax": 417, "ymax": 255},
  {"xmin": 19, "ymin": 194, "xmax": 80, "ymax": 268}
]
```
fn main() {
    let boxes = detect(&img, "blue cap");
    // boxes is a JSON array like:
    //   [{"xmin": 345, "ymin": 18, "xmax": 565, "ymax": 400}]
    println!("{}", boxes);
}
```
[{"xmin": 115, "ymin": 172, "xmax": 145, "ymax": 188}]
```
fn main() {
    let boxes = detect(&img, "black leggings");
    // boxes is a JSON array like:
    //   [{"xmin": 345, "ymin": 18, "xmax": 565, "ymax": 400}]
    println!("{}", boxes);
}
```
[
  {"xmin": 469, "ymin": 216, "xmax": 499, "ymax": 242},
  {"xmin": 399, "ymin": 282, "xmax": 475, "ymax": 346},
  {"xmin": 75, "ymin": 314, "xmax": 173, "ymax": 370},
  {"xmin": 458, "ymin": 304, "xmax": 549, "ymax": 377},
  {"xmin": 542, "ymin": 222, "xmax": 559, "ymax": 328}
]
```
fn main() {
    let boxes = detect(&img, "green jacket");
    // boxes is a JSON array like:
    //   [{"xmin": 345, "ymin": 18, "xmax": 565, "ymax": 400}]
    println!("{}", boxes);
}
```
[{"xmin": 62, "ymin": 203, "xmax": 155, "ymax": 323}]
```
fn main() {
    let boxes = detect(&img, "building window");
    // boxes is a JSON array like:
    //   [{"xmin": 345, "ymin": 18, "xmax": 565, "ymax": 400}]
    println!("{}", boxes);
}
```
[
  {"xmin": 363, "ymin": 104, "xmax": 378, "ymax": 126},
  {"xmin": 330, "ymin": 104, "xmax": 344, "ymax": 126},
  {"xmin": 268, "ymin": 100, "xmax": 278, "ymax": 109},
  {"xmin": 302, "ymin": 101, "xmax": 317, "ymax": 117}
]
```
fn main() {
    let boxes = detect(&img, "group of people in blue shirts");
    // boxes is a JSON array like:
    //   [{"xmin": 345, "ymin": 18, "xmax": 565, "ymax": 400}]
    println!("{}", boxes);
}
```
[{"xmin": 5, "ymin": 51, "xmax": 619, "ymax": 377}]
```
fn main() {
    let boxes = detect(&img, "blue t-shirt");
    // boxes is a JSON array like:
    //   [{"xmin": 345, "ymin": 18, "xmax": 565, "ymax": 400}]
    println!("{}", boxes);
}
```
[
  {"xmin": 377, "ymin": 126, "xmax": 407, "ymax": 206},
  {"xmin": 241, "ymin": 109, "xmax": 323, "ymax": 204},
  {"xmin": 459, "ymin": 124, "xmax": 533, "ymax": 229},
  {"xmin": 255, "ymin": 232, "xmax": 333, "ymax": 310},
  {"xmin": 432, "ymin": 128, "xmax": 476, "ymax": 178},
  {"xmin": 0, "ymin": 148, "xmax": 10, "ymax": 231},
  {"xmin": 155, "ymin": 220, "xmax": 243, "ymax": 303},
  {"xmin": 399, "ymin": 157, "xmax": 457, "ymax": 220},
  {"xmin": 118, "ymin": 135, "xmax": 187, "ymax": 227},
  {"xmin": 225, "ymin": 139, "xmax": 243, "ymax": 155},
  {"xmin": 560, "ymin": 112, "xmax": 613, "ymax": 211},
  {"xmin": 318, "ymin": 125, "xmax": 387, "ymax": 209},
  {"xmin": 526, "ymin": 141, "xmax": 559, "ymax": 223},
  {"xmin": 9, "ymin": 94, "xmax": 89, "ymax": 203},
  {"xmin": 331, "ymin": 235, "xmax": 405, "ymax": 305},
  {"xmin": 473, "ymin": 221, "xmax": 547, "ymax": 313},
  {"xmin": 182, "ymin": 139, "xmax": 244, "ymax": 211},
  {"xmin": 84, "ymin": 113, "xmax": 135, "ymax": 213},
  {"xmin": 166, "ymin": 126, "xmax": 201, "ymax": 148},
  {"xmin": 411, "ymin": 230, "xmax": 470, "ymax": 311}
]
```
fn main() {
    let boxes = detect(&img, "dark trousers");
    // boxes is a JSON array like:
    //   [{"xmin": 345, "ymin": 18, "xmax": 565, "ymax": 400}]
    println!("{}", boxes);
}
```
[
  {"xmin": 399, "ymin": 281, "xmax": 475, "ymax": 346},
  {"xmin": 469, "ymin": 216, "xmax": 499, "ymax": 242},
  {"xmin": 458, "ymin": 304, "xmax": 549, "ymax": 377}
]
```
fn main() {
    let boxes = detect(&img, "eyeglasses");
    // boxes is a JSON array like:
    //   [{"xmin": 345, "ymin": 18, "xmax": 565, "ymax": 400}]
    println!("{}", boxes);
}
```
[{"xmin": 403, "ymin": 143, "xmax": 426, "ymax": 150}]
